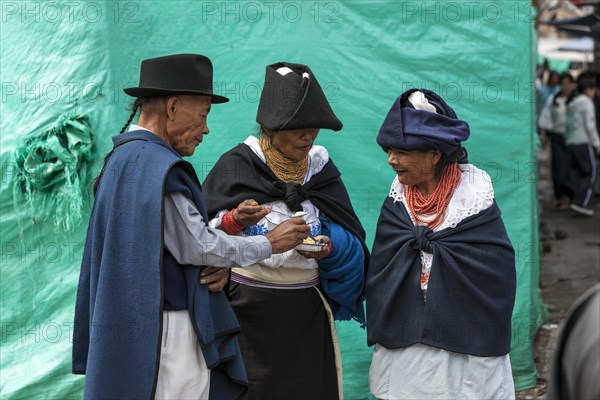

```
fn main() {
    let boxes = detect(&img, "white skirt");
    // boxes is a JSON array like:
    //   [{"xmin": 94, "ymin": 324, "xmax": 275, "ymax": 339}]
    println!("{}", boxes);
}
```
[
  {"xmin": 369, "ymin": 343, "xmax": 515, "ymax": 400},
  {"xmin": 155, "ymin": 310, "xmax": 211, "ymax": 400}
]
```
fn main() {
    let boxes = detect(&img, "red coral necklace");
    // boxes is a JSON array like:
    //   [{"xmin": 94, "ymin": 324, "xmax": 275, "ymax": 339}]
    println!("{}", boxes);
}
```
[{"xmin": 405, "ymin": 164, "xmax": 462, "ymax": 230}]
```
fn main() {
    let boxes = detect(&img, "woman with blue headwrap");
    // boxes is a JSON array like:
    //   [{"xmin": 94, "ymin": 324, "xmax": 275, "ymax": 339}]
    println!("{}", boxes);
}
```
[{"xmin": 366, "ymin": 89, "xmax": 517, "ymax": 399}]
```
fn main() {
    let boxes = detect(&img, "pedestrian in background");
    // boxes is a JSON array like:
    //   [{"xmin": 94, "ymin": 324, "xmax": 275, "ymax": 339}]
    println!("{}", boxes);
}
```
[
  {"xmin": 538, "ymin": 72, "xmax": 576, "ymax": 209},
  {"xmin": 565, "ymin": 73, "xmax": 599, "ymax": 216}
]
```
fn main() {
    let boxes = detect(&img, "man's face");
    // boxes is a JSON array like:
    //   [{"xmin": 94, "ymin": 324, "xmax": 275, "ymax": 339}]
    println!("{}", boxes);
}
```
[{"xmin": 166, "ymin": 95, "xmax": 211, "ymax": 157}]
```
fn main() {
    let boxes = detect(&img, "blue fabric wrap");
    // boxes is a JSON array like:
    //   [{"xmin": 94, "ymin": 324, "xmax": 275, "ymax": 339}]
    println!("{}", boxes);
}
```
[
  {"xmin": 366, "ymin": 197, "xmax": 516, "ymax": 357},
  {"xmin": 318, "ymin": 215, "xmax": 366, "ymax": 327},
  {"xmin": 377, "ymin": 88, "xmax": 470, "ymax": 155},
  {"xmin": 72, "ymin": 130, "xmax": 247, "ymax": 399}
]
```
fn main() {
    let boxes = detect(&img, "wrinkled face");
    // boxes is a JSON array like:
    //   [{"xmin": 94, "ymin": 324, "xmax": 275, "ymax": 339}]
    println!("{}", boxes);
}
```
[
  {"xmin": 269, "ymin": 128, "xmax": 320, "ymax": 161},
  {"xmin": 387, "ymin": 149, "xmax": 440, "ymax": 187},
  {"xmin": 166, "ymin": 95, "xmax": 211, "ymax": 157}
]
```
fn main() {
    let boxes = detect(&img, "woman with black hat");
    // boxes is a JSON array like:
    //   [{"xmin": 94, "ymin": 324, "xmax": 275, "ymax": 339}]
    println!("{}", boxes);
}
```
[
  {"xmin": 202, "ymin": 62, "xmax": 369, "ymax": 399},
  {"xmin": 366, "ymin": 89, "xmax": 517, "ymax": 399}
]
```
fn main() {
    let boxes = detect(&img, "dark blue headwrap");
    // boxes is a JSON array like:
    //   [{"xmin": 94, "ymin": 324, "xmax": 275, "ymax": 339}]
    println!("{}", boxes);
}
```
[{"xmin": 377, "ymin": 88, "xmax": 470, "ymax": 155}]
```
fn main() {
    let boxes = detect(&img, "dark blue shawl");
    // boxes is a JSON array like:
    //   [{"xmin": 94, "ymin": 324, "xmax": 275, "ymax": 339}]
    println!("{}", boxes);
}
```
[
  {"xmin": 72, "ymin": 130, "xmax": 247, "ymax": 399},
  {"xmin": 366, "ymin": 196, "xmax": 516, "ymax": 357},
  {"xmin": 202, "ymin": 143, "xmax": 369, "ymax": 325}
]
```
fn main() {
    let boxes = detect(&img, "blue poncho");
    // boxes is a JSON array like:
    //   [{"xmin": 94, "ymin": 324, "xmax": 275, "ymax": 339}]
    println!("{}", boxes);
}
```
[
  {"xmin": 72, "ymin": 131, "xmax": 247, "ymax": 399},
  {"xmin": 366, "ymin": 196, "xmax": 516, "ymax": 357}
]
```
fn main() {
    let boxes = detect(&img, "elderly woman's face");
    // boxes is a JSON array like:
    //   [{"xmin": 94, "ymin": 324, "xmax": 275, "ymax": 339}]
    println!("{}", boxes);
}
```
[
  {"xmin": 270, "ymin": 128, "xmax": 320, "ymax": 161},
  {"xmin": 387, "ymin": 149, "xmax": 441, "ymax": 187}
]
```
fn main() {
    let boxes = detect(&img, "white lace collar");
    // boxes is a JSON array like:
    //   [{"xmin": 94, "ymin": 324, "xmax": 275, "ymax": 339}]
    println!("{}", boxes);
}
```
[
  {"xmin": 388, "ymin": 164, "xmax": 495, "ymax": 231},
  {"xmin": 243, "ymin": 135, "xmax": 329, "ymax": 183}
]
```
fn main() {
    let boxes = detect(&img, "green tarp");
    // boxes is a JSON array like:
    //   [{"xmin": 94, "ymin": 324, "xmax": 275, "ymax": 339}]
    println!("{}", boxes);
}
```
[{"xmin": 0, "ymin": 1, "xmax": 545, "ymax": 398}]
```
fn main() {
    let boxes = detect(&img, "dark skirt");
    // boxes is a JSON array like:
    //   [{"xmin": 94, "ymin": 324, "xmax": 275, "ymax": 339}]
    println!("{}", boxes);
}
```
[
  {"xmin": 229, "ymin": 282, "xmax": 339, "ymax": 400},
  {"xmin": 548, "ymin": 131, "xmax": 573, "ymax": 199}
]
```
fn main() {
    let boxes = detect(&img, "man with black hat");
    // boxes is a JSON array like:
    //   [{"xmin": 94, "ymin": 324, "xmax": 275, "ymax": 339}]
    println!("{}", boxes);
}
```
[
  {"xmin": 202, "ymin": 62, "xmax": 369, "ymax": 399},
  {"xmin": 72, "ymin": 54, "xmax": 310, "ymax": 399}
]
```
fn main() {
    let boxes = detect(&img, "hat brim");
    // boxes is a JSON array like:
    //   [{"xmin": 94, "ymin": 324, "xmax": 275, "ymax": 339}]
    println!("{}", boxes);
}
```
[{"xmin": 123, "ymin": 87, "xmax": 229, "ymax": 103}]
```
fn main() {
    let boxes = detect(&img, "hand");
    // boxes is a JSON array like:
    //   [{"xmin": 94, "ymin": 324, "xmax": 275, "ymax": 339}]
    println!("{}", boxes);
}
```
[
  {"xmin": 199, "ymin": 267, "xmax": 229, "ymax": 292},
  {"xmin": 297, "ymin": 235, "xmax": 332, "ymax": 260},
  {"xmin": 233, "ymin": 199, "xmax": 272, "ymax": 227},
  {"xmin": 265, "ymin": 217, "xmax": 309, "ymax": 254}
]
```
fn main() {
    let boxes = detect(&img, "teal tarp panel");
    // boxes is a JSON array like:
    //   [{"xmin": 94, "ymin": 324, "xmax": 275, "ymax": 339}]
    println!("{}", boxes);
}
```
[{"xmin": 1, "ymin": 1, "xmax": 545, "ymax": 397}]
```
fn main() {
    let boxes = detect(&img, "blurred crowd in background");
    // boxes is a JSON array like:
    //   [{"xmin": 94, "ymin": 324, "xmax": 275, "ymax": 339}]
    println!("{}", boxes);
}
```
[{"xmin": 535, "ymin": 0, "xmax": 599, "ymax": 216}]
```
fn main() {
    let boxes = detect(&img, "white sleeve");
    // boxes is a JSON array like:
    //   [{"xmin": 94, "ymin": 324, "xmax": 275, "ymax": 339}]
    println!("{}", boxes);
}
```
[
  {"xmin": 583, "ymin": 101, "xmax": 600, "ymax": 148},
  {"xmin": 537, "ymin": 96, "xmax": 554, "ymax": 130},
  {"xmin": 209, "ymin": 201, "xmax": 318, "ymax": 270},
  {"xmin": 208, "ymin": 209, "xmax": 228, "ymax": 229},
  {"xmin": 163, "ymin": 192, "xmax": 272, "ymax": 268}
]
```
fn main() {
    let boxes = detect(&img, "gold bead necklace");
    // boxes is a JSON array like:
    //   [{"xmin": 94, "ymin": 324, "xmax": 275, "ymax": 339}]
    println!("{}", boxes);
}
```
[{"xmin": 259, "ymin": 134, "xmax": 308, "ymax": 184}]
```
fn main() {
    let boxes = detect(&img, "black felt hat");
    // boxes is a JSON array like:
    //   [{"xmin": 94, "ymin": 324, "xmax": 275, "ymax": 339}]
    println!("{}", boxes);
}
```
[
  {"xmin": 256, "ymin": 62, "xmax": 343, "ymax": 131},
  {"xmin": 123, "ymin": 54, "xmax": 229, "ymax": 103}
]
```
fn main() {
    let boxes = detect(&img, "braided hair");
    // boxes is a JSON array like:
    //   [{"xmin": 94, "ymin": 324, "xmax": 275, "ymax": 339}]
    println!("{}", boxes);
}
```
[
  {"xmin": 119, "ymin": 97, "xmax": 144, "ymax": 133},
  {"xmin": 94, "ymin": 96, "xmax": 168, "ymax": 193}
]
